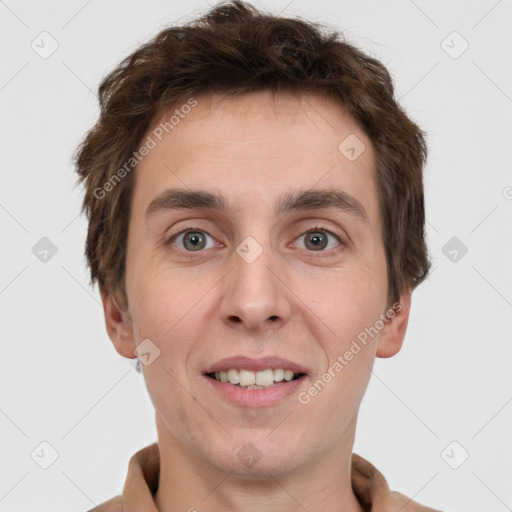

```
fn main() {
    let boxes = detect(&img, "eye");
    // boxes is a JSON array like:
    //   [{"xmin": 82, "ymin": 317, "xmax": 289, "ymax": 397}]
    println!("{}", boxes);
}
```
[
  {"xmin": 168, "ymin": 228, "xmax": 219, "ymax": 252},
  {"xmin": 166, "ymin": 226, "xmax": 343, "ymax": 254},
  {"xmin": 294, "ymin": 227, "xmax": 342, "ymax": 252}
]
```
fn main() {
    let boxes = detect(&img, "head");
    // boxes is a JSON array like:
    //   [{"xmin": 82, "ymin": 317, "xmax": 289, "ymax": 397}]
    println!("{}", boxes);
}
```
[{"xmin": 74, "ymin": 0, "xmax": 430, "ymax": 475}]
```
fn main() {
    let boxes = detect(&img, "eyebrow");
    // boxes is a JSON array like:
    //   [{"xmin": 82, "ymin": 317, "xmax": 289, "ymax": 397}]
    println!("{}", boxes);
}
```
[{"xmin": 144, "ymin": 187, "xmax": 369, "ymax": 224}]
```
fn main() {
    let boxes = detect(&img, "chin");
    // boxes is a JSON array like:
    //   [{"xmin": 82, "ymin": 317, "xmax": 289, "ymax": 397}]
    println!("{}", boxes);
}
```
[{"xmin": 206, "ymin": 433, "xmax": 310, "ymax": 477}]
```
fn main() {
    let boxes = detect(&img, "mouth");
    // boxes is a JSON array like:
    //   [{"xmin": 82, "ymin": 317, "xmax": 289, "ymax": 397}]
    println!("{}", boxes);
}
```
[
  {"xmin": 205, "ymin": 368, "xmax": 306, "ymax": 389},
  {"xmin": 202, "ymin": 356, "xmax": 308, "ymax": 406}
]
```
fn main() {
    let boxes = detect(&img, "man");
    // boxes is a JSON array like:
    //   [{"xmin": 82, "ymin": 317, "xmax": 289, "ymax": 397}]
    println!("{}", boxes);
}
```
[{"xmin": 75, "ymin": 1, "xmax": 440, "ymax": 510}]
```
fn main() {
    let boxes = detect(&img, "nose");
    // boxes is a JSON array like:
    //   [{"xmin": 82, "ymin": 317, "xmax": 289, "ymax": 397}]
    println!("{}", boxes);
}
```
[{"xmin": 219, "ymin": 238, "xmax": 291, "ymax": 333}]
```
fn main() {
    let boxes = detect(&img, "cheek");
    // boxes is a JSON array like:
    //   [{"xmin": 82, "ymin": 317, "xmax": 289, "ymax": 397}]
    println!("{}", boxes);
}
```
[
  {"xmin": 303, "ymin": 265, "xmax": 386, "ymax": 343},
  {"xmin": 296, "ymin": 264, "xmax": 384, "ymax": 411},
  {"xmin": 126, "ymin": 263, "xmax": 201, "ymax": 345},
  {"xmin": 127, "ymin": 270, "xmax": 212, "ymax": 440},
  {"xmin": 299, "ymin": 274, "xmax": 381, "ymax": 427},
  {"xmin": 144, "ymin": 292, "xmax": 202, "ymax": 342}
]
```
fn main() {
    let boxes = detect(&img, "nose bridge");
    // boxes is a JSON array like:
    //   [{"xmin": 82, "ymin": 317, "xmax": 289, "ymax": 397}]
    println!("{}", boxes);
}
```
[{"xmin": 220, "ymin": 233, "xmax": 291, "ymax": 331}]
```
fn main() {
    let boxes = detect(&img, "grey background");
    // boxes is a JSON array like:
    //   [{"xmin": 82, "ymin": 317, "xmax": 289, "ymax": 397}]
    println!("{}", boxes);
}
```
[{"xmin": 0, "ymin": 0, "xmax": 511, "ymax": 511}]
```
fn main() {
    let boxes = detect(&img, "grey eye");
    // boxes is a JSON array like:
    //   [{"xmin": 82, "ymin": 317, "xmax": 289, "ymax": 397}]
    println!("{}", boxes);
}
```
[{"xmin": 174, "ymin": 230, "xmax": 216, "ymax": 251}]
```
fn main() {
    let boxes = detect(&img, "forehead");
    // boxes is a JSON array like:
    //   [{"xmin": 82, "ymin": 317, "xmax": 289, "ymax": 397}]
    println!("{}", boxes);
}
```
[
  {"xmin": 149, "ymin": 90, "xmax": 370, "ymax": 161},
  {"xmin": 132, "ymin": 90, "xmax": 379, "ymax": 227}
]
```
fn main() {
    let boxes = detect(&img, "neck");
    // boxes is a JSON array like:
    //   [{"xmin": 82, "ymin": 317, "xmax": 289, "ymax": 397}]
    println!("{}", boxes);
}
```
[{"xmin": 153, "ymin": 416, "xmax": 365, "ymax": 512}]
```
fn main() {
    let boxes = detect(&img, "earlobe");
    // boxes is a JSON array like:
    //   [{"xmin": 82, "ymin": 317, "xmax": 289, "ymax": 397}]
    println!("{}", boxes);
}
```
[
  {"xmin": 376, "ymin": 287, "xmax": 412, "ymax": 359},
  {"xmin": 100, "ymin": 287, "xmax": 137, "ymax": 360}
]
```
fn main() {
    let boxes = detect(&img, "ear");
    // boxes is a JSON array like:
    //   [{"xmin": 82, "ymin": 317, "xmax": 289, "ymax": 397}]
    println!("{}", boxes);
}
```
[
  {"xmin": 100, "ymin": 287, "xmax": 137, "ymax": 360},
  {"xmin": 376, "ymin": 287, "xmax": 411, "ymax": 358}
]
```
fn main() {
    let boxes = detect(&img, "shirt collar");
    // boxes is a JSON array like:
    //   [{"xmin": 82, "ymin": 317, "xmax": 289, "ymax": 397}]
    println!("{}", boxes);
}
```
[{"xmin": 118, "ymin": 442, "xmax": 436, "ymax": 512}]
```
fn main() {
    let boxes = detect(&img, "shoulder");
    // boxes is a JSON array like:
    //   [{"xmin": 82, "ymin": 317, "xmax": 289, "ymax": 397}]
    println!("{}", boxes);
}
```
[
  {"xmin": 384, "ymin": 490, "xmax": 444, "ymax": 511},
  {"xmin": 351, "ymin": 453, "xmax": 442, "ymax": 512},
  {"xmin": 86, "ymin": 494, "xmax": 123, "ymax": 512}
]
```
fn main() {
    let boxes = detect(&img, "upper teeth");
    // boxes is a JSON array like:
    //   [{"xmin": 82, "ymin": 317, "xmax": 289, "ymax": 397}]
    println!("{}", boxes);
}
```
[{"xmin": 214, "ymin": 368, "xmax": 296, "ymax": 387}]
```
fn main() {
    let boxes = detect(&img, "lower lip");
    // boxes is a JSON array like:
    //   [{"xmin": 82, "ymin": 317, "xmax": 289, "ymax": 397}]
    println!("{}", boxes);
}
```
[{"xmin": 203, "ymin": 375, "xmax": 307, "ymax": 407}]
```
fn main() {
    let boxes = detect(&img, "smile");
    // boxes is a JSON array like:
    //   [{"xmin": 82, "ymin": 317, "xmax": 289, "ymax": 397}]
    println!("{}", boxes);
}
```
[{"xmin": 207, "ymin": 368, "xmax": 304, "ymax": 388}]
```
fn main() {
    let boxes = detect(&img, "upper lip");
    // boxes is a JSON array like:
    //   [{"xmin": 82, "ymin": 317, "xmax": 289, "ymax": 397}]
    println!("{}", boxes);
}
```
[{"xmin": 204, "ymin": 356, "xmax": 308, "ymax": 375}]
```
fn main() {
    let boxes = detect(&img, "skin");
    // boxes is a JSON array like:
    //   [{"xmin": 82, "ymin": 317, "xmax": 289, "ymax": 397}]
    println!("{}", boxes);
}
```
[{"xmin": 101, "ymin": 90, "xmax": 411, "ymax": 512}]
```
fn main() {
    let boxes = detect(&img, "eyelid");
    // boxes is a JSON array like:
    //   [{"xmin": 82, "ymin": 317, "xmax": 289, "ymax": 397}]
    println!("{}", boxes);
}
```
[
  {"xmin": 292, "ymin": 225, "xmax": 344, "ymax": 251},
  {"xmin": 165, "ymin": 226, "xmax": 221, "ymax": 251}
]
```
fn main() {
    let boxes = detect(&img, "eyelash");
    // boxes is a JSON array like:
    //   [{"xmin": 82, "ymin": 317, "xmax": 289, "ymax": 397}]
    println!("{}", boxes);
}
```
[{"xmin": 165, "ymin": 225, "xmax": 344, "ymax": 256}]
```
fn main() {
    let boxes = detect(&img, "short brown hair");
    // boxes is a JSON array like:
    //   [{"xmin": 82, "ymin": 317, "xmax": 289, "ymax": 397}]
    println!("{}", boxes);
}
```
[{"xmin": 74, "ymin": 0, "xmax": 430, "ymax": 310}]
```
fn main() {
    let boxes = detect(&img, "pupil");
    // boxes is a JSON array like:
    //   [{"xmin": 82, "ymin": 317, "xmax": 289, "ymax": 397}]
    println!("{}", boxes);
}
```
[
  {"xmin": 185, "ymin": 231, "xmax": 205, "ymax": 250},
  {"xmin": 307, "ymin": 232, "xmax": 326, "ymax": 250}
]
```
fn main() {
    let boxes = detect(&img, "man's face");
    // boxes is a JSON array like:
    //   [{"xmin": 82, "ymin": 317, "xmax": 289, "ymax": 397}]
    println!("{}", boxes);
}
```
[{"xmin": 114, "ymin": 90, "xmax": 401, "ymax": 475}]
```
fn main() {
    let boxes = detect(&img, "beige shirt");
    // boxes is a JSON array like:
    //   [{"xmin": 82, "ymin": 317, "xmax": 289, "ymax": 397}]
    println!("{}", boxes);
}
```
[{"xmin": 88, "ymin": 442, "xmax": 441, "ymax": 512}]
